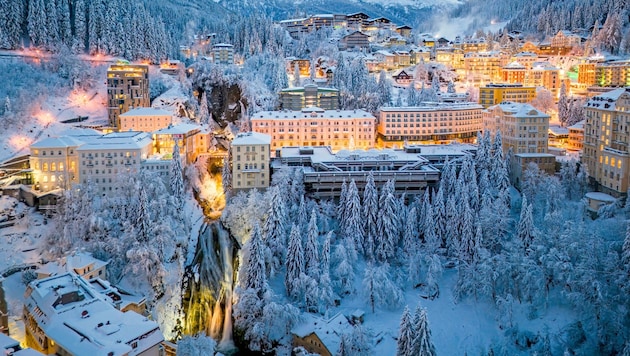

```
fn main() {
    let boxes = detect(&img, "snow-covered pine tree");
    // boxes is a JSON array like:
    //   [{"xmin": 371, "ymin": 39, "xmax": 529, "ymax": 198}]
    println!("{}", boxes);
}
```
[
  {"xmin": 332, "ymin": 243, "xmax": 354, "ymax": 295},
  {"xmin": 136, "ymin": 185, "xmax": 151, "ymax": 243},
  {"xmin": 403, "ymin": 206, "xmax": 419, "ymax": 259},
  {"xmin": 170, "ymin": 140, "xmax": 185, "ymax": 211},
  {"xmin": 517, "ymin": 195, "xmax": 535, "ymax": 254},
  {"xmin": 263, "ymin": 186, "xmax": 288, "ymax": 274},
  {"xmin": 345, "ymin": 180, "xmax": 364, "ymax": 256},
  {"xmin": 222, "ymin": 147, "xmax": 232, "ymax": 197},
  {"xmin": 363, "ymin": 262, "xmax": 403, "ymax": 312},
  {"xmin": 447, "ymin": 81, "xmax": 456, "ymax": 94},
  {"xmin": 199, "ymin": 91, "xmax": 211, "ymax": 126},
  {"xmin": 622, "ymin": 222, "xmax": 630, "ymax": 267},
  {"xmin": 377, "ymin": 70, "xmax": 392, "ymax": 106},
  {"xmin": 337, "ymin": 179, "xmax": 348, "ymax": 224},
  {"xmin": 57, "ymin": 0, "xmax": 72, "ymax": 46},
  {"xmin": 285, "ymin": 224, "xmax": 304, "ymax": 300},
  {"xmin": 363, "ymin": 171, "xmax": 379, "ymax": 260},
  {"xmin": 0, "ymin": 0, "xmax": 23, "ymax": 49},
  {"xmin": 242, "ymin": 223, "xmax": 267, "ymax": 294},
  {"xmin": 27, "ymin": 0, "xmax": 48, "ymax": 47},
  {"xmin": 304, "ymin": 208, "xmax": 320, "ymax": 278},
  {"xmin": 412, "ymin": 305, "xmax": 436, "ymax": 356},
  {"xmin": 458, "ymin": 200, "xmax": 476, "ymax": 263},
  {"xmin": 431, "ymin": 72, "xmax": 440, "ymax": 94},
  {"xmin": 558, "ymin": 82, "xmax": 569, "ymax": 126},
  {"xmin": 377, "ymin": 181, "xmax": 399, "ymax": 262},
  {"xmin": 396, "ymin": 306, "xmax": 415, "ymax": 356},
  {"xmin": 433, "ymin": 188, "xmax": 446, "ymax": 245},
  {"xmin": 72, "ymin": 0, "xmax": 87, "ymax": 53}
]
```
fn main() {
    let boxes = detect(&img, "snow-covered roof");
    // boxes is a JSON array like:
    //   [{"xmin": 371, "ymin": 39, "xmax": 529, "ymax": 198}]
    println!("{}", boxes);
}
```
[
  {"xmin": 76, "ymin": 131, "xmax": 152, "ymax": 151},
  {"xmin": 585, "ymin": 88, "xmax": 627, "ymax": 111},
  {"xmin": 232, "ymin": 132, "xmax": 271, "ymax": 146},
  {"xmin": 292, "ymin": 313, "xmax": 353, "ymax": 355},
  {"xmin": 213, "ymin": 43, "xmax": 234, "ymax": 48},
  {"xmin": 119, "ymin": 107, "xmax": 172, "ymax": 117},
  {"xmin": 30, "ymin": 136, "xmax": 86, "ymax": 149},
  {"xmin": 585, "ymin": 192, "xmax": 617, "ymax": 202},
  {"xmin": 66, "ymin": 252, "xmax": 108, "ymax": 273},
  {"xmin": 375, "ymin": 50, "xmax": 394, "ymax": 56},
  {"xmin": 25, "ymin": 273, "xmax": 163, "ymax": 356},
  {"xmin": 380, "ymin": 102, "xmax": 483, "ymax": 112},
  {"xmin": 490, "ymin": 102, "xmax": 550, "ymax": 119},
  {"xmin": 514, "ymin": 153, "xmax": 555, "ymax": 158},
  {"xmin": 569, "ymin": 120, "xmax": 585, "ymax": 130},
  {"xmin": 252, "ymin": 108, "xmax": 375, "ymax": 120},
  {"xmin": 548, "ymin": 126, "xmax": 569, "ymax": 136},
  {"xmin": 504, "ymin": 61, "xmax": 526, "ymax": 69},
  {"xmin": 58, "ymin": 127, "xmax": 103, "ymax": 137},
  {"xmin": 513, "ymin": 51, "xmax": 537, "ymax": 57},
  {"xmin": 153, "ymin": 123, "xmax": 202, "ymax": 135}
]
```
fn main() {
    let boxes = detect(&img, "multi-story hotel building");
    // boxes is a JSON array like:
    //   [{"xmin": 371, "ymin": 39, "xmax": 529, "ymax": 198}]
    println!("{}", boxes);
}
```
[
  {"xmin": 77, "ymin": 131, "xmax": 153, "ymax": 193},
  {"xmin": 500, "ymin": 62, "xmax": 527, "ymax": 84},
  {"xmin": 483, "ymin": 102, "xmax": 554, "ymax": 184},
  {"xmin": 525, "ymin": 62, "xmax": 564, "ymax": 97},
  {"xmin": 583, "ymin": 88, "xmax": 630, "ymax": 195},
  {"xmin": 213, "ymin": 43, "xmax": 234, "ymax": 65},
  {"xmin": 231, "ymin": 132, "xmax": 271, "ymax": 190},
  {"xmin": 251, "ymin": 107, "xmax": 375, "ymax": 154},
  {"xmin": 107, "ymin": 62, "xmax": 150, "ymax": 129},
  {"xmin": 279, "ymin": 84, "xmax": 339, "ymax": 111},
  {"xmin": 483, "ymin": 102, "xmax": 550, "ymax": 154},
  {"xmin": 29, "ymin": 128, "xmax": 102, "ymax": 192},
  {"xmin": 567, "ymin": 120, "xmax": 585, "ymax": 151},
  {"xmin": 377, "ymin": 103, "xmax": 483, "ymax": 146},
  {"xmin": 479, "ymin": 83, "xmax": 536, "ymax": 108},
  {"xmin": 152, "ymin": 123, "xmax": 209, "ymax": 165},
  {"xmin": 594, "ymin": 60, "xmax": 630, "ymax": 88},
  {"xmin": 119, "ymin": 107, "xmax": 172, "ymax": 132},
  {"xmin": 24, "ymin": 273, "xmax": 163, "ymax": 355},
  {"xmin": 463, "ymin": 51, "xmax": 503, "ymax": 85}
]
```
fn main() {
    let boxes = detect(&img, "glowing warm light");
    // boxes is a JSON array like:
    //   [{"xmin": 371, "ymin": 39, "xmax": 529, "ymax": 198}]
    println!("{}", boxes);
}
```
[
  {"xmin": 9, "ymin": 135, "xmax": 33, "ymax": 151},
  {"xmin": 35, "ymin": 111, "xmax": 55, "ymax": 125}
]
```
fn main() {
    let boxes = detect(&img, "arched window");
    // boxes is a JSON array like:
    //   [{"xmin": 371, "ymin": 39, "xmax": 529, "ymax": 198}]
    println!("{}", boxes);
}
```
[
  {"xmin": 51, "ymin": 163, "xmax": 56, "ymax": 171},
  {"xmin": 42, "ymin": 163, "xmax": 48, "ymax": 171}
]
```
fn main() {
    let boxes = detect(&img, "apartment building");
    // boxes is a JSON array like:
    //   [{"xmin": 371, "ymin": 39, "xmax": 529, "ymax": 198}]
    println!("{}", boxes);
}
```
[
  {"xmin": 483, "ymin": 102, "xmax": 550, "ymax": 154},
  {"xmin": 594, "ymin": 60, "xmax": 630, "ymax": 87},
  {"xmin": 500, "ymin": 62, "xmax": 527, "ymax": 84},
  {"xmin": 550, "ymin": 30, "xmax": 582, "ymax": 49},
  {"xmin": 525, "ymin": 62, "xmax": 564, "ymax": 97},
  {"xmin": 483, "ymin": 102, "xmax": 554, "ymax": 183},
  {"xmin": 464, "ymin": 51, "xmax": 503, "ymax": 85},
  {"xmin": 213, "ymin": 43, "xmax": 234, "ymax": 65},
  {"xmin": 377, "ymin": 103, "xmax": 483, "ymax": 146},
  {"xmin": 231, "ymin": 132, "xmax": 271, "ymax": 190},
  {"xmin": 510, "ymin": 52, "xmax": 538, "ymax": 69},
  {"xmin": 119, "ymin": 107, "xmax": 172, "ymax": 132},
  {"xmin": 578, "ymin": 62, "xmax": 597, "ymax": 87},
  {"xmin": 567, "ymin": 120, "xmax": 585, "ymax": 151},
  {"xmin": 479, "ymin": 83, "xmax": 537, "ymax": 108},
  {"xmin": 279, "ymin": 84, "xmax": 340, "ymax": 110},
  {"xmin": 583, "ymin": 88, "xmax": 630, "ymax": 196},
  {"xmin": 24, "ymin": 273, "xmax": 163, "ymax": 355},
  {"xmin": 152, "ymin": 123, "xmax": 209, "ymax": 165},
  {"xmin": 339, "ymin": 31, "xmax": 370, "ymax": 50},
  {"xmin": 251, "ymin": 107, "xmax": 375, "ymax": 154},
  {"xmin": 107, "ymin": 62, "xmax": 150, "ymax": 129},
  {"xmin": 29, "ymin": 128, "xmax": 102, "ymax": 192},
  {"xmin": 77, "ymin": 131, "xmax": 153, "ymax": 193}
]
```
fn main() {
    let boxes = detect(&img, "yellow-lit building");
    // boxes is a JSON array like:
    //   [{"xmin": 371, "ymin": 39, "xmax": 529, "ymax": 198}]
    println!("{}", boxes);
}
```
[
  {"xmin": 231, "ymin": 132, "xmax": 271, "ymax": 190},
  {"xmin": 501, "ymin": 62, "xmax": 527, "ymax": 84},
  {"xmin": 483, "ymin": 102, "xmax": 550, "ymax": 155},
  {"xmin": 594, "ymin": 60, "xmax": 630, "ymax": 87},
  {"xmin": 251, "ymin": 107, "xmax": 375, "ymax": 154},
  {"xmin": 578, "ymin": 62, "xmax": 597, "ymax": 86},
  {"xmin": 583, "ymin": 88, "xmax": 630, "ymax": 196},
  {"xmin": 377, "ymin": 103, "xmax": 483, "ymax": 146},
  {"xmin": 119, "ymin": 107, "xmax": 172, "ymax": 132},
  {"xmin": 567, "ymin": 120, "xmax": 585, "ymax": 151},
  {"xmin": 525, "ymin": 63, "xmax": 564, "ymax": 97},
  {"xmin": 510, "ymin": 52, "xmax": 538, "ymax": 69},
  {"xmin": 464, "ymin": 51, "xmax": 503, "ymax": 85},
  {"xmin": 107, "ymin": 62, "xmax": 150, "ymax": 129},
  {"xmin": 152, "ymin": 123, "xmax": 209, "ymax": 165},
  {"xmin": 483, "ymin": 102, "xmax": 554, "ymax": 185},
  {"xmin": 479, "ymin": 83, "xmax": 536, "ymax": 108},
  {"xmin": 29, "ymin": 128, "xmax": 102, "ymax": 192}
]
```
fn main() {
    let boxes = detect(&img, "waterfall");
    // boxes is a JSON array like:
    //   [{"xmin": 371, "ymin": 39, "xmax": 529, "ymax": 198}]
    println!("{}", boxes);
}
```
[{"xmin": 182, "ymin": 220, "xmax": 238, "ymax": 352}]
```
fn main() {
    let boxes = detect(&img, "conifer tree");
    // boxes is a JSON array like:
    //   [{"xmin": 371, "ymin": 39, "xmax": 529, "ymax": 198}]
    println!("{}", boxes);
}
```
[
  {"xmin": 263, "ymin": 186, "xmax": 288, "ymax": 273},
  {"xmin": 403, "ymin": 207, "xmax": 419, "ymax": 258},
  {"xmin": 243, "ymin": 223, "xmax": 267, "ymax": 293},
  {"xmin": 285, "ymin": 224, "xmax": 304, "ymax": 299},
  {"xmin": 136, "ymin": 185, "xmax": 151, "ymax": 243},
  {"xmin": 396, "ymin": 306, "xmax": 415, "ymax": 356},
  {"xmin": 345, "ymin": 180, "xmax": 364, "ymax": 256},
  {"xmin": 363, "ymin": 171, "xmax": 379, "ymax": 260},
  {"xmin": 221, "ymin": 148, "xmax": 232, "ymax": 197},
  {"xmin": 72, "ymin": 0, "xmax": 87, "ymax": 53},
  {"xmin": 27, "ymin": 0, "xmax": 48, "ymax": 47},
  {"xmin": 170, "ymin": 140, "xmax": 185, "ymax": 211},
  {"xmin": 412, "ymin": 305, "xmax": 436, "ymax": 356},
  {"xmin": 304, "ymin": 209, "xmax": 320, "ymax": 278},
  {"xmin": 558, "ymin": 83, "xmax": 569, "ymax": 126},
  {"xmin": 377, "ymin": 181, "xmax": 399, "ymax": 262},
  {"xmin": 517, "ymin": 195, "xmax": 535, "ymax": 253}
]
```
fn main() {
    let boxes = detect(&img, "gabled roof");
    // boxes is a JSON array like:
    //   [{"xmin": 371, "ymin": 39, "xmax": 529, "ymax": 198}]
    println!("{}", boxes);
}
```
[
  {"xmin": 292, "ymin": 313, "xmax": 352, "ymax": 355},
  {"xmin": 232, "ymin": 132, "xmax": 271, "ymax": 146},
  {"xmin": 119, "ymin": 107, "xmax": 171, "ymax": 117}
]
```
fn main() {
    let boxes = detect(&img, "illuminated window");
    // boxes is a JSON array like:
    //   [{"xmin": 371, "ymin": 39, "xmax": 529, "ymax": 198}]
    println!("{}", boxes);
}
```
[{"xmin": 43, "ymin": 163, "xmax": 48, "ymax": 171}]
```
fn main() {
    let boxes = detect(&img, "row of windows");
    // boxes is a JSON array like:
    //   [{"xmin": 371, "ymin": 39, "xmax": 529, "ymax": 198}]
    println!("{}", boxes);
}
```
[
  {"xmin": 82, "ymin": 160, "xmax": 136, "ymax": 166},
  {"xmin": 81, "ymin": 152, "xmax": 135, "ymax": 158},
  {"xmin": 384, "ymin": 112, "xmax": 480, "ymax": 118},
  {"xmin": 38, "ymin": 162, "xmax": 74, "ymax": 172},
  {"xmin": 255, "ymin": 121, "xmax": 373, "ymax": 126},
  {"xmin": 236, "ymin": 163, "xmax": 265, "ymax": 170},
  {"xmin": 384, "ymin": 123, "xmax": 479, "ymax": 128}
]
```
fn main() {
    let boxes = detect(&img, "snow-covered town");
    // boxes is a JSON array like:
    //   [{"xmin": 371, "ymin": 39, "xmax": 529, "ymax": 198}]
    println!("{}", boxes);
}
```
[{"xmin": 0, "ymin": 0, "xmax": 630, "ymax": 355}]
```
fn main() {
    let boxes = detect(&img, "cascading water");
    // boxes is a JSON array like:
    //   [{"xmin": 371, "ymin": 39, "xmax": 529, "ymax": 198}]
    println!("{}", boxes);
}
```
[{"xmin": 182, "ymin": 220, "xmax": 239, "ymax": 352}]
